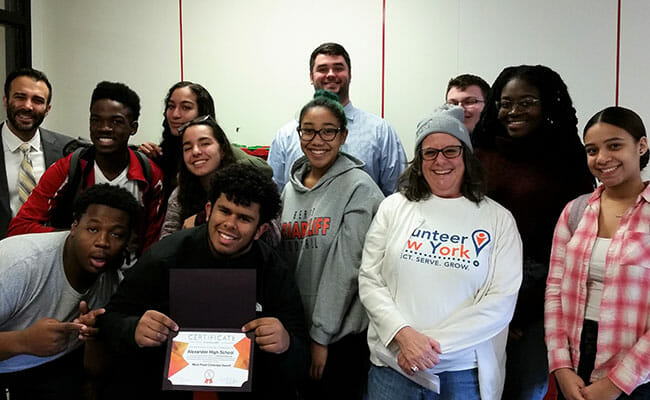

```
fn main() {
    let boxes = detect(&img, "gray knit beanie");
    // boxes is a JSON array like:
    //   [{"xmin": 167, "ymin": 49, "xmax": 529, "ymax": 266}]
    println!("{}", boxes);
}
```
[{"xmin": 415, "ymin": 104, "xmax": 472, "ymax": 152}]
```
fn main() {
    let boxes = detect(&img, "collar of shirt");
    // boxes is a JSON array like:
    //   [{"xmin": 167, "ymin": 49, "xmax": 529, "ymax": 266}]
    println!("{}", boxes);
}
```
[
  {"xmin": 343, "ymin": 102, "xmax": 357, "ymax": 124},
  {"xmin": 2, "ymin": 121, "xmax": 42, "ymax": 153}
]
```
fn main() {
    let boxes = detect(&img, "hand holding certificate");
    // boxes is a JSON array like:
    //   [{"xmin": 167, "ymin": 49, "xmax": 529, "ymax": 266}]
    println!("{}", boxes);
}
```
[
  {"xmin": 165, "ymin": 329, "xmax": 253, "ymax": 390},
  {"xmin": 162, "ymin": 268, "xmax": 257, "ymax": 392}
]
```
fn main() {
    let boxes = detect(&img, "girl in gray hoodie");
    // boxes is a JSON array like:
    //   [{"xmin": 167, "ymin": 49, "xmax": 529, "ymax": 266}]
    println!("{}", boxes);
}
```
[{"xmin": 278, "ymin": 90, "xmax": 384, "ymax": 399}]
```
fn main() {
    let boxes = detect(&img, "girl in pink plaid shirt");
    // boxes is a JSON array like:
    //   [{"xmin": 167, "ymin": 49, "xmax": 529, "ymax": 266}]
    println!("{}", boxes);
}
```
[{"xmin": 545, "ymin": 106, "xmax": 650, "ymax": 400}]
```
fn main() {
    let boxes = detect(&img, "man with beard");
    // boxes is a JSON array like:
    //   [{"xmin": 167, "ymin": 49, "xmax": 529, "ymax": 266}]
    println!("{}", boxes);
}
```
[
  {"xmin": 268, "ymin": 42, "xmax": 407, "ymax": 196},
  {"xmin": 0, "ymin": 68, "xmax": 72, "ymax": 237}
]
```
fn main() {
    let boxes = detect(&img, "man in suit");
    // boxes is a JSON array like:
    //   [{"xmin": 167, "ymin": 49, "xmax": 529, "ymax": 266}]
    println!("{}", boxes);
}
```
[{"xmin": 0, "ymin": 67, "xmax": 71, "ymax": 237}]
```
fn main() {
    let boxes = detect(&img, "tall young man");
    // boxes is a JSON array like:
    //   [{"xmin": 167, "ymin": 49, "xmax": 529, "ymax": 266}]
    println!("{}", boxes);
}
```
[{"xmin": 268, "ymin": 42, "xmax": 406, "ymax": 196}]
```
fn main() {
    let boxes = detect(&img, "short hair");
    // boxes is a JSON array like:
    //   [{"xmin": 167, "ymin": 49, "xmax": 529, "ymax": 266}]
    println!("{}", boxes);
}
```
[
  {"xmin": 309, "ymin": 42, "xmax": 351, "ymax": 74},
  {"xmin": 398, "ymin": 142, "xmax": 486, "ymax": 204},
  {"xmin": 446, "ymin": 74, "xmax": 490, "ymax": 101},
  {"xmin": 72, "ymin": 183, "xmax": 141, "ymax": 229},
  {"xmin": 90, "ymin": 81, "xmax": 141, "ymax": 121},
  {"xmin": 177, "ymin": 115, "xmax": 236, "ymax": 220},
  {"xmin": 4, "ymin": 67, "xmax": 53, "ymax": 104},
  {"xmin": 298, "ymin": 89, "xmax": 347, "ymax": 130},
  {"xmin": 584, "ymin": 106, "xmax": 649, "ymax": 169},
  {"xmin": 207, "ymin": 164, "xmax": 281, "ymax": 225}
]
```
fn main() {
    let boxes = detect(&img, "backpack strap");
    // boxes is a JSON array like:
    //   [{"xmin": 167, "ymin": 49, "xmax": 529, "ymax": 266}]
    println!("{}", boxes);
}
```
[
  {"xmin": 133, "ymin": 150, "xmax": 152, "ymax": 185},
  {"xmin": 50, "ymin": 147, "xmax": 92, "ymax": 229},
  {"xmin": 568, "ymin": 193, "xmax": 591, "ymax": 235}
]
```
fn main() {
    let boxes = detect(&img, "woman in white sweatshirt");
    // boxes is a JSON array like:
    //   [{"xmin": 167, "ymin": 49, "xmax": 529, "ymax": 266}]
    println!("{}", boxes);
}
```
[{"xmin": 359, "ymin": 104, "xmax": 523, "ymax": 400}]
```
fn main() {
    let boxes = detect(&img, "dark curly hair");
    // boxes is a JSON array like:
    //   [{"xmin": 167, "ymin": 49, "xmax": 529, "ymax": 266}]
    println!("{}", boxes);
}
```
[
  {"xmin": 584, "ymin": 106, "xmax": 649, "ymax": 169},
  {"xmin": 72, "ymin": 183, "xmax": 141, "ymax": 229},
  {"xmin": 398, "ymin": 142, "xmax": 486, "ymax": 204},
  {"xmin": 298, "ymin": 89, "xmax": 347, "ymax": 130},
  {"xmin": 90, "ymin": 81, "xmax": 140, "ymax": 121},
  {"xmin": 208, "ymin": 164, "xmax": 281, "ymax": 225},
  {"xmin": 474, "ymin": 65, "xmax": 580, "ymax": 147},
  {"xmin": 177, "ymin": 116, "xmax": 236, "ymax": 220},
  {"xmin": 157, "ymin": 81, "xmax": 216, "ymax": 200}
]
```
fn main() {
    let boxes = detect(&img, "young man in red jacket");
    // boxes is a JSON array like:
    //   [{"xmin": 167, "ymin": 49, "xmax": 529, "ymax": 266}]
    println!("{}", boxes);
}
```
[{"xmin": 8, "ymin": 81, "xmax": 164, "ymax": 258}]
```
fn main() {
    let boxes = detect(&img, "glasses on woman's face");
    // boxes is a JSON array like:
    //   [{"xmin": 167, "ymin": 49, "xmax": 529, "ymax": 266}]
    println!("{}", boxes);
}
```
[
  {"xmin": 421, "ymin": 145, "xmax": 463, "ymax": 161},
  {"xmin": 496, "ymin": 97, "xmax": 541, "ymax": 112},
  {"xmin": 297, "ymin": 127, "xmax": 341, "ymax": 142},
  {"xmin": 178, "ymin": 115, "xmax": 212, "ymax": 135},
  {"xmin": 447, "ymin": 98, "xmax": 484, "ymax": 109}
]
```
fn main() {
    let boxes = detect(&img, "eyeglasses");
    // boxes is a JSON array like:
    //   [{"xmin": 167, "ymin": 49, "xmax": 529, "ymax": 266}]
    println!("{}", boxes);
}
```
[
  {"xmin": 297, "ymin": 127, "xmax": 341, "ymax": 142},
  {"xmin": 447, "ymin": 98, "xmax": 484, "ymax": 108},
  {"xmin": 496, "ymin": 97, "xmax": 541, "ymax": 112},
  {"xmin": 178, "ymin": 115, "xmax": 213, "ymax": 135},
  {"xmin": 421, "ymin": 145, "xmax": 463, "ymax": 161}
]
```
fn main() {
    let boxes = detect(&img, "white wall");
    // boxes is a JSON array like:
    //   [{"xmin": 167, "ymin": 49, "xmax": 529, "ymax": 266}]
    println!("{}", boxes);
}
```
[{"xmin": 30, "ymin": 0, "xmax": 649, "ymax": 159}]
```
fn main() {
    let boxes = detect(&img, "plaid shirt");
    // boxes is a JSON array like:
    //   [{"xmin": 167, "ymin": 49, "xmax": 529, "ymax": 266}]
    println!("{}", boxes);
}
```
[{"xmin": 545, "ymin": 184, "xmax": 650, "ymax": 395}]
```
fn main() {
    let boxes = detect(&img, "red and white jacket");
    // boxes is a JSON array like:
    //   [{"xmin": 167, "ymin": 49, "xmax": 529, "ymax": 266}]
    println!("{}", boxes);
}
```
[{"xmin": 7, "ymin": 148, "xmax": 164, "ymax": 254}]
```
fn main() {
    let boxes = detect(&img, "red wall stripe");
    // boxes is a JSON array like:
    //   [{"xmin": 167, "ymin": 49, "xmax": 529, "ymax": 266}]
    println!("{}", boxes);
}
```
[
  {"xmin": 615, "ymin": 0, "xmax": 621, "ymax": 106},
  {"xmin": 381, "ymin": 0, "xmax": 386, "ymax": 118},
  {"xmin": 179, "ymin": 0, "xmax": 184, "ymax": 81}
]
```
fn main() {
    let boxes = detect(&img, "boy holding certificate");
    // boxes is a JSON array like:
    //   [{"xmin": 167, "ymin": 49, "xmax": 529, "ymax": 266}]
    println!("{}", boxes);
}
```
[{"xmin": 97, "ymin": 164, "xmax": 309, "ymax": 399}]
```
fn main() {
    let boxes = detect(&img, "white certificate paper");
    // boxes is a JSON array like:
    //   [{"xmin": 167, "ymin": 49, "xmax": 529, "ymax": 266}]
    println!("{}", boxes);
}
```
[{"xmin": 163, "ymin": 329, "xmax": 253, "ymax": 391}]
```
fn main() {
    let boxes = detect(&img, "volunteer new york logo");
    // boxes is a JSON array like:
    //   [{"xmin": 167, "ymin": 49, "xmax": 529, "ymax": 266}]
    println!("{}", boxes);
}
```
[{"xmin": 401, "ymin": 228, "xmax": 492, "ymax": 270}]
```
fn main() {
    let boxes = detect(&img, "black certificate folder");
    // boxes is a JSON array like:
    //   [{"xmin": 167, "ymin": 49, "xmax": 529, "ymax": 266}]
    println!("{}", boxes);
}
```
[{"xmin": 163, "ymin": 268, "xmax": 257, "ymax": 392}]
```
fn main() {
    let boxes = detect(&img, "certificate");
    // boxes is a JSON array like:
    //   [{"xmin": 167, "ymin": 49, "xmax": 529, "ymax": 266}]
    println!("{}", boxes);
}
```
[
  {"xmin": 163, "ymin": 268, "xmax": 257, "ymax": 392},
  {"xmin": 163, "ymin": 328, "xmax": 254, "ymax": 391}
]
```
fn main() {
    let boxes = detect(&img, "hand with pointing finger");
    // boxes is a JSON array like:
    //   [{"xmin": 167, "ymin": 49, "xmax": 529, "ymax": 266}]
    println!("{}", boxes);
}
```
[
  {"xmin": 21, "ymin": 317, "xmax": 83, "ymax": 357},
  {"xmin": 74, "ymin": 300, "xmax": 105, "ymax": 341}
]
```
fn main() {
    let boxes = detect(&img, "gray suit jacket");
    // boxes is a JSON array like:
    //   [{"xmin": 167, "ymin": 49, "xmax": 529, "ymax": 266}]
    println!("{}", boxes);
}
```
[{"xmin": 0, "ymin": 124, "xmax": 72, "ymax": 238}]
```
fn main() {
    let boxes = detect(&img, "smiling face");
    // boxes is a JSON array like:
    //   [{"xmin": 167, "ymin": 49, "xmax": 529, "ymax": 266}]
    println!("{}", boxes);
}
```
[
  {"xmin": 204, "ymin": 194, "xmax": 266, "ymax": 258},
  {"xmin": 182, "ymin": 124, "xmax": 223, "ymax": 179},
  {"xmin": 421, "ymin": 133, "xmax": 465, "ymax": 198},
  {"xmin": 584, "ymin": 122, "xmax": 647, "ymax": 189},
  {"xmin": 89, "ymin": 99, "xmax": 137, "ymax": 155},
  {"xmin": 446, "ymin": 85, "xmax": 485, "ymax": 134},
  {"xmin": 497, "ymin": 77, "xmax": 543, "ymax": 139},
  {"xmin": 299, "ymin": 106, "xmax": 347, "ymax": 177},
  {"xmin": 166, "ymin": 86, "xmax": 200, "ymax": 136},
  {"xmin": 68, "ymin": 204, "xmax": 130, "ymax": 277},
  {"xmin": 3, "ymin": 76, "xmax": 51, "ymax": 141},
  {"xmin": 310, "ymin": 54, "xmax": 351, "ymax": 105}
]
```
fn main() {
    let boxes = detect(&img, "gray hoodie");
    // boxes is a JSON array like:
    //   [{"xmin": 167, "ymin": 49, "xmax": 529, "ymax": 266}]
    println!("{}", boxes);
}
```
[{"xmin": 279, "ymin": 152, "xmax": 384, "ymax": 345}]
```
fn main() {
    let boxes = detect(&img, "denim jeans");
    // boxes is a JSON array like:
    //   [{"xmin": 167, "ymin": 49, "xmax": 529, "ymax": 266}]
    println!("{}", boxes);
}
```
[{"xmin": 366, "ymin": 365, "xmax": 480, "ymax": 400}]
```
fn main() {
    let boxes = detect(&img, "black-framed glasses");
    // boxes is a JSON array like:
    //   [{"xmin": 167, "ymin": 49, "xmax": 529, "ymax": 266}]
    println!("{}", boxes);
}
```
[
  {"xmin": 297, "ymin": 127, "xmax": 341, "ymax": 142},
  {"xmin": 421, "ymin": 145, "xmax": 463, "ymax": 161},
  {"xmin": 496, "ymin": 97, "xmax": 541, "ymax": 112},
  {"xmin": 447, "ymin": 98, "xmax": 484, "ymax": 108},
  {"xmin": 178, "ymin": 115, "xmax": 213, "ymax": 135}
]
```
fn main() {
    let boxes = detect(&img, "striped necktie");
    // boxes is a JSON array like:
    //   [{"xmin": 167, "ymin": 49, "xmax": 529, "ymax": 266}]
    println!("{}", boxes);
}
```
[{"xmin": 18, "ymin": 143, "xmax": 37, "ymax": 205}]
